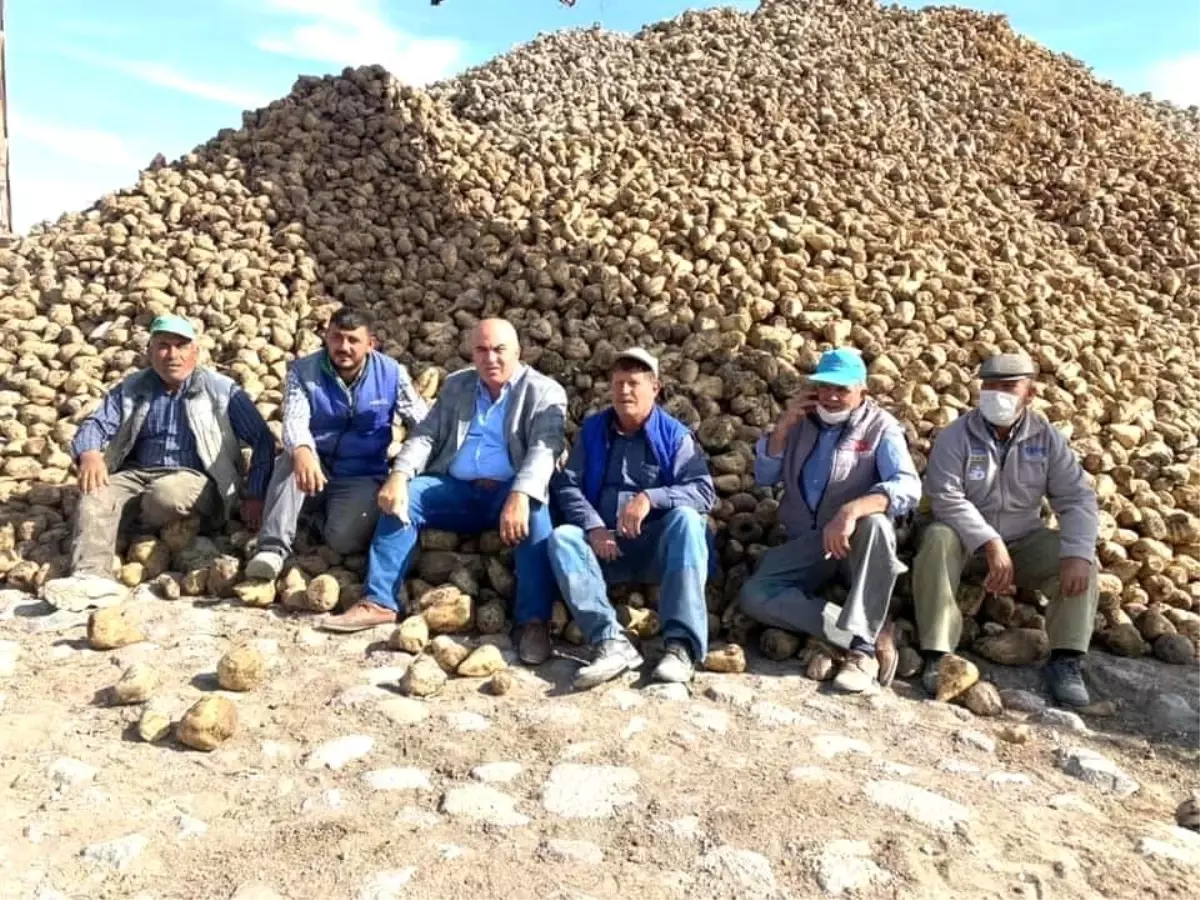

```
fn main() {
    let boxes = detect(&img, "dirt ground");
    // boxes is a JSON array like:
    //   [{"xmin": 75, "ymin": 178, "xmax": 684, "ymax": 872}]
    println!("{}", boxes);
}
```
[{"xmin": 1, "ymin": 586, "xmax": 1198, "ymax": 900}]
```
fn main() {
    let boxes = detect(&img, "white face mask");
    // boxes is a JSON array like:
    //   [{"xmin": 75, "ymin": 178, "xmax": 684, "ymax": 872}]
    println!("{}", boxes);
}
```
[
  {"xmin": 978, "ymin": 390, "xmax": 1023, "ymax": 427},
  {"xmin": 816, "ymin": 406, "xmax": 852, "ymax": 425}
]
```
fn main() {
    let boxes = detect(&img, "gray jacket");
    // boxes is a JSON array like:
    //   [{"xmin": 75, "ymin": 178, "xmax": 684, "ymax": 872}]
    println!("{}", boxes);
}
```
[
  {"xmin": 757, "ymin": 399, "xmax": 921, "ymax": 538},
  {"xmin": 923, "ymin": 409, "xmax": 1098, "ymax": 560},
  {"xmin": 392, "ymin": 366, "xmax": 567, "ymax": 504}
]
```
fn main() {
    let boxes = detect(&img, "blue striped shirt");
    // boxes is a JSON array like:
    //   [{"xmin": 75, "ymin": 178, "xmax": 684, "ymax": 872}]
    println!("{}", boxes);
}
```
[{"xmin": 71, "ymin": 374, "xmax": 275, "ymax": 499}]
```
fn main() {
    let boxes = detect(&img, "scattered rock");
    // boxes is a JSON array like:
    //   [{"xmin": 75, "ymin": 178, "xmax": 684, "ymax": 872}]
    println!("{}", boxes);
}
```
[
  {"xmin": 229, "ymin": 883, "xmax": 284, "ymax": 900},
  {"xmin": 975, "ymin": 628, "xmax": 1050, "ymax": 666},
  {"xmin": 998, "ymin": 689, "xmax": 1048, "ymax": 714},
  {"xmin": 541, "ymin": 764, "xmax": 639, "ymax": 819},
  {"xmin": 81, "ymin": 833, "xmax": 150, "ymax": 870},
  {"xmin": 1060, "ymin": 747, "xmax": 1140, "ymax": 796},
  {"xmin": 1154, "ymin": 633, "xmax": 1197, "ymax": 665},
  {"xmin": 937, "ymin": 758, "xmax": 982, "ymax": 775},
  {"xmin": 986, "ymin": 772, "xmax": 1033, "ymax": 787},
  {"xmin": 760, "ymin": 628, "xmax": 801, "ymax": 661},
  {"xmin": 444, "ymin": 711, "xmax": 490, "ymax": 732},
  {"xmin": 475, "ymin": 597, "xmax": 507, "ymax": 634},
  {"xmin": 357, "ymin": 869, "xmax": 416, "ymax": 900},
  {"xmin": 218, "ymin": 644, "xmax": 266, "ymax": 692},
  {"xmin": 805, "ymin": 647, "xmax": 839, "ymax": 681},
  {"xmin": 110, "ymin": 663, "xmax": 159, "ymax": 705},
  {"xmin": 896, "ymin": 646, "xmax": 922, "ymax": 678},
  {"xmin": 457, "ymin": 644, "xmax": 507, "ymax": 677},
  {"xmin": 1034, "ymin": 709, "xmax": 1090, "ymax": 734},
  {"xmin": 430, "ymin": 635, "xmax": 471, "ymax": 673},
  {"xmin": 1176, "ymin": 791, "xmax": 1200, "ymax": 831},
  {"xmin": 362, "ymin": 768, "xmax": 432, "ymax": 792},
  {"xmin": 304, "ymin": 734, "xmax": 374, "ymax": 770},
  {"xmin": 233, "ymin": 579, "xmax": 276, "ymax": 608},
  {"xmin": 953, "ymin": 729, "xmax": 996, "ymax": 753},
  {"xmin": 935, "ymin": 654, "xmax": 979, "ymax": 702},
  {"xmin": 962, "ymin": 681, "xmax": 1003, "ymax": 717},
  {"xmin": 178, "ymin": 696, "xmax": 238, "ymax": 751},
  {"xmin": 390, "ymin": 616, "xmax": 429, "ymax": 653},
  {"xmin": 305, "ymin": 574, "xmax": 340, "ymax": 613},
  {"xmin": 422, "ymin": 587, "xmax": 473, "ymax": 634},
  {"xmin": 87, "ymin": 607, "xmax": 145, "ymax": 650},
  {"xmin": 644, "ymin": 682, "xmax": 690, "ymax": 702},
  {"xmin": 697, "ymin": 845, "xmax": 779, "ymax": 898},
  {"xmin": 812, "ymin": 733, "xmax": 872, "ymax": 758},
  {"xmin": 48, "ymin": 757, "xmax": 97, "ymax": 790},
  {"xmin": 440, "ymin": 784, "xmax": 529, "ymax": 827},
  {"xmin": 863, "ymin": 780, "xmax": 971, "ymax": 832},
  {"xmin": 472, "ymin": 762, "xmax": 523, "ymax": 784},
  {"xmin": 703, "ymin": 644, "xmax": 746, "ymax": 673},
  {"xmin": 206, "ymin": 556, "xmax": 241, "ymax": 597},
  {"xmin": 379, "ymin": 696, "xmax": 430, "ymax": 725},
  {"xmin": 138, "ymin": 703, "xmax": 173, "ymax": 743},
  {"xmin": 1102, "ymin": 623, "xmax": 1147, "ymax": 657},
  {"xmin": 786, "ymin": 766, "xmax": 831, "ymax": 783},
  {"xmin": 815, "ymin": 839, "xmax": 891, "ymax": 896},
  {"xmin": 175, "ymin": 814, "xmax": 209, "ymax": 841},
  {"xmin": 751, "ymin": 701, "xmax": 810, "ymax": 728},
  {"xmin": 487, "ymin": 670, "xmax": 516, "ymax": 696},
  {"xmin": 686, "ymin": 705, "xmax": 730, "ymax": 733},
  {"xmin": 398, "ymin": 656, "xmax": 447, "ymax": 697},
  {"xmin": 999, "ymin": 724, "xmax": 1032, "ymax": 745}
]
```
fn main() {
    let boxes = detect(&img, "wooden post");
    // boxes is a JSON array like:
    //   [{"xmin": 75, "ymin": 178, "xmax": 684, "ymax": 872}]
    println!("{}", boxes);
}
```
[{"xmin": 0, "ymin": 0, "xmax": 11, "ymax": 242}]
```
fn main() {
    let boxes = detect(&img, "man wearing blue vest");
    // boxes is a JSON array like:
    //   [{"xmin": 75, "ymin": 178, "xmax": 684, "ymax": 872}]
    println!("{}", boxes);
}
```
[
  {"xmin": 245, "ymin": 308, "xmax": 428, "ymax": 580},
  {"xmin": 548, "ymin": 349, "xmax": 716, "ymax": 689},
  {"xmin": 739, "ymin": 348, "xmax": 920, "ymax": 693},
  {"xmin": 41, "ymin": 314, "xmax": 275, "ymax": 612}
]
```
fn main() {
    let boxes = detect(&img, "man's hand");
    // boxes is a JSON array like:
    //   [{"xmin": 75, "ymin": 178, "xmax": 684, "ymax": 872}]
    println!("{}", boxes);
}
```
[
  {"xmin": 377, "ymin": 473, "xmax": 410, "ymax": 521},
  {"xmin": 292, "ymin": 446, "xmax": 327, "ymax": 496},
  {"xmin": 588, "ymin": 527, "xmax": 621, "ymax": 562},
  {"xmin": 77, "ymin": 450, "xmax": 109, "ymax": 494},
  {"xmin": 500, "ymin": 492, "xmax": 531, "ymax": 546},
  {"xmin": 982, "ymin": 538, "xmax": 1015, "ymax": 595},
  {"xmin": 240, "ymin": 498, "xmax": 264, "ymax": 531},
  {"xmin": 822, "ymin": 506, "xmax": 857, "ymax": 560},
  {"xmin": 768, "ymin": 392, "xmax": 817, "ymax": 456},
  {"xmin": 1060, "ymin": 557, "xmax": 1092, "ymax": 597},
  {"xmin": 618, "ymin": 492, "xmax": 652, "ymax": 540}
]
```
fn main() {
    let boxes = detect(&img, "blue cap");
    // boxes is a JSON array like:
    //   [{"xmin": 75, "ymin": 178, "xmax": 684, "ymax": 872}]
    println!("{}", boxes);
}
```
[
  {"xmin": 810, "ymin": 348, "xmax": 867, "ymax": 387},
  {"xmin": 149, "ymin": 314, "xmax": 196, "ymax": 341}
]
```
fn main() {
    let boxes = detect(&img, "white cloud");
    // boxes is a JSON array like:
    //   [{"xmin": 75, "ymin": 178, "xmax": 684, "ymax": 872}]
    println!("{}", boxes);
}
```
[
  {"xmin": 8, "ymin": 111, "xmax": 144, "ymax": 170},
  {"xmin": 255, "ymin": 0, "xmax": 466, "ymax": 85},
  {"xmin": 1140, "ymin": 52, "xmax": 1200, "ymax": 107},
  {"xmin": 58, "ymin": 47, "xmax": 270, "ymax": 109},
  {"xmin": 5, "ymin": 113, "xmax": 145, "ymax": 231}
]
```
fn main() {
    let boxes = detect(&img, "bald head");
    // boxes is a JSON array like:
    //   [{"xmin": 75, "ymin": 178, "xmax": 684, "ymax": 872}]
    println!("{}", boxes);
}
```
[{"xmin": 471, "ymin": 318, "xmax": 521, "ymax": 397}]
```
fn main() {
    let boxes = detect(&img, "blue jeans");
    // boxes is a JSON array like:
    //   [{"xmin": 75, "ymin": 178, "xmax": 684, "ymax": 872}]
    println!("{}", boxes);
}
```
[
  {"xmin": 364, "ymin": 475, "xmax": 554, "ymax": 625},
  {"xmin": 547, "ymin": 507, "xmax": 710, "ymax": 661}
]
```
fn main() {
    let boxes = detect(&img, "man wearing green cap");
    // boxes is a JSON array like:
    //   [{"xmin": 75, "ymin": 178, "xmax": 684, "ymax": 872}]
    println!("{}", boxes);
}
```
[
  {"xmin": 913, "ymin": 353, "xmax": 1099, "ymax": 707},
  {"xmin": 40, "ymin": 314, "xmax": 276, "ymax": 612},
  {"xmin": 739, "ymin": 348, "xmax": 920, "ymax": 693}
]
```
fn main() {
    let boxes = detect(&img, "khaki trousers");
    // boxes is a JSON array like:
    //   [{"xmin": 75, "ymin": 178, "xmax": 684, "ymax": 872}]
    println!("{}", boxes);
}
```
[
  {"xmin": 912, "ymin": 523, "xmax": 1098, "ymax": 654},
  {"xmin": 71, "ymin": 468, "xmax": 220, "ymax": 576}
]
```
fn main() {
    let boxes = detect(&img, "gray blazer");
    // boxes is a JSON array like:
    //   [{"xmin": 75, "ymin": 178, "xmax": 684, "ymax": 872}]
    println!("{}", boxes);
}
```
[{"xmin": 392, "ymin": 365, "xmax": 568, "ymax": 504}]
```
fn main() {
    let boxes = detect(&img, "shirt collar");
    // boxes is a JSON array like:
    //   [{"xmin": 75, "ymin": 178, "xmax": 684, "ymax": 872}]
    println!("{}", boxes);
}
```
[
  {"xmin": 322, "ymin": 350, "xmax": 371, "ymax": 389},
  {"xmin": 154, "ymin": 371, "xmax": 194, "ymax": 397},
  {"xmin": 478, "ymin": 364, "xmax": 526, "ymax": 404}
]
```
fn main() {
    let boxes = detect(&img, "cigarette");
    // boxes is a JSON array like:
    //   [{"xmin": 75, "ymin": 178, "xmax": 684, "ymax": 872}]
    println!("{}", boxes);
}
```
[{"xmin": 823, "ymin": 552, "xmax": 832, "ymax": 560}]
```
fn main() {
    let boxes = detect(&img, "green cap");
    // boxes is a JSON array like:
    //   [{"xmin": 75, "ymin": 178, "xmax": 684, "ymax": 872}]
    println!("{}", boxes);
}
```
[{"xmin": 149, "ymin": 314, "xmax": 196, "ymax": 340}]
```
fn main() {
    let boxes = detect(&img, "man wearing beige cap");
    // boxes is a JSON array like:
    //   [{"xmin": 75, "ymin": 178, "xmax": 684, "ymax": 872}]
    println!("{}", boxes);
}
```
[
  {"xmin": 549, "ymin": 348, "xmax": 716, "ymax": 689},
  {"xmin": 914, "ymin": 353, "xmax": 1100, "ymax": 707},
  {"xmin": 41, "ymin": 314, "xmax": 276, "ymax": 611}
]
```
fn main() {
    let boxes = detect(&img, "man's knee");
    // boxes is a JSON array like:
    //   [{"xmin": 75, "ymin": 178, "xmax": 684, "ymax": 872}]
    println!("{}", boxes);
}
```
[
  {"xmin": 738, "ymin": 574, "xmax": 771, "ymax": 620},
  {"xmin": 548, "ymin": 524, "xmax": 587, "ymax": 559},
  {"xmin": 917, "ymin": 523, "xmax": 960, "ymax": 559},
  {"xmin": 663, "ymin": 507, "xmax": 706, "ymax": 533},
  {"xmin": 323, "ymin": 518, "xmax": 375, "ymax": 556},
  {"xmin": 852, "ymin": 513, "xmax": 893, "ymax": 543},
  {"xmin": 141, "ymin": 477, "xmax": 205, "ymax": 526}
]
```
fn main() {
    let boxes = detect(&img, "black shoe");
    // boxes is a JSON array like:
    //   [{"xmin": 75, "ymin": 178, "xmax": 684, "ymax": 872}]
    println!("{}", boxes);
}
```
[
  {"xmin": 1044, "ymin": 656, "xmax": 1090, "ymax": 707},
  {"xmin": 921, "ymin": 657, "xmax": 941, "ymax": 698}
]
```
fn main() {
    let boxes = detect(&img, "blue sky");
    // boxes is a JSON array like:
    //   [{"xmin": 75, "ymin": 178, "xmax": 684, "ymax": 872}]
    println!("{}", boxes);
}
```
[{"xmin": 7, "ymin": 0, "xmax": 1199, "ymax": 233}]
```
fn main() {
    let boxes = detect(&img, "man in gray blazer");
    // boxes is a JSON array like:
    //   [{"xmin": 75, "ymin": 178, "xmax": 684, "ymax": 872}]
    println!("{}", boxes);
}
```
[{"xmin": 321, "ymin": 319, "xmax": 568, "ymax": 666}]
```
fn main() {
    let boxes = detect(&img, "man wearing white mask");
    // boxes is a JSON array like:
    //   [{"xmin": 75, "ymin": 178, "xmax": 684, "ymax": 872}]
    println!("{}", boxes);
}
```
[
  {"xmin": 913, "ymin": 353, "xmax": 1099, "ymax": 707},
  {"xmin": 739, "ymin": 348, "xmax": 920, "ymax": 693}
]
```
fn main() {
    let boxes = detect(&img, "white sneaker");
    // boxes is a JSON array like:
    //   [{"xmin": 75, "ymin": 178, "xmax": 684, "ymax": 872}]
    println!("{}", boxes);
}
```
[
  {"xmin": 42, "ymin": 575, "xmax": 129, "ymax": 612},
  {"xmin": 573, "ymin": 638, "xmax": 643, "ymax": 691},
  {"xmin": 245, "ymin": 550, "xmax": 285, "ymax": 581},
  {"xmin": 652, "ymin": 642, "xmax": 696, "ymax": 684}
]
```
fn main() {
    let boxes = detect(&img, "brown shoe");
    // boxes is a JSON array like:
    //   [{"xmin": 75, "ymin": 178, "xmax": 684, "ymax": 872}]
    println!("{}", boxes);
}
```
[
  {"xmin": 875, "ymin": 620, "xmax": 898, "ymax": 688},
  {"xmin": 319, "ymin": 601, "xmax": 396, "ymax": 633},
  {"xmin": 517, "ymin": 620, "xmax": 551, "ymax": 666}
]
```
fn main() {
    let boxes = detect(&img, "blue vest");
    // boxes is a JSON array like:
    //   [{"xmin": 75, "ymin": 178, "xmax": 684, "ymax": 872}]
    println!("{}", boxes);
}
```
[
  {"xmin": 581, "ymin": 405, "xmax": 687, "ymax": 507},
  {"xmin": 294, "ymin": 351, "xmax": 399, "ymax": 478}
]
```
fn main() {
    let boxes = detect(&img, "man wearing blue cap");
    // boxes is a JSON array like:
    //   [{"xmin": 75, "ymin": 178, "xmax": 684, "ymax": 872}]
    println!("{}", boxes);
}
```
[
  {"xmin": 740, "ymin": 348, "xmax": 921, "ymax": 693},
  {"xmin": 41, "ymin": 314, "xmax": 276, "ymax": 612}
]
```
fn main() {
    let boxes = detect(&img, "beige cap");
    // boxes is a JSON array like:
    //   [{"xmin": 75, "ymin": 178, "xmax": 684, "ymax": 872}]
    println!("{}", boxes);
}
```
[{"xmin": 612, "ymin": 348, "xmax": 659, "ymax": 377}]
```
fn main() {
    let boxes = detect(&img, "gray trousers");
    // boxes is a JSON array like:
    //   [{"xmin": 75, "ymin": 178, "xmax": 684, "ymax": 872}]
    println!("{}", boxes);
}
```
[
  {"xmin": 738, "ymin": 514, "xmax": 905, "ymax": 648},
  {"xmin": 257, "ymin": 452, "xmax": 384, "ymax": 557},
  {"xmin": 72, "ymin": 468, "xmax": 220, "ymax": 576}
]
